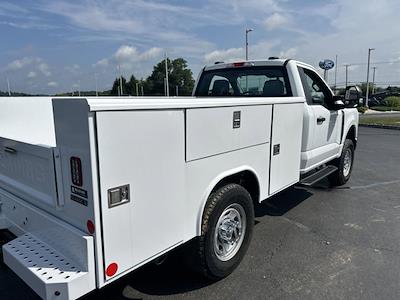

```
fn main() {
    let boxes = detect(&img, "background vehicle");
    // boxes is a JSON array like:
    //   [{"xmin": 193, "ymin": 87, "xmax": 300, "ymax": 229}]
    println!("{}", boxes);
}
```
[{"xmin": 0, "ymin": 59, "xmax": 359, "ymax": 300}]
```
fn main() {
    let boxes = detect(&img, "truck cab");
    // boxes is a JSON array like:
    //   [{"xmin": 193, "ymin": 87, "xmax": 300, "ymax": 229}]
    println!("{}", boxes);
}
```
[{"xmin": 193, "ymin": 59, "xmax": 359, "ymax": 181}]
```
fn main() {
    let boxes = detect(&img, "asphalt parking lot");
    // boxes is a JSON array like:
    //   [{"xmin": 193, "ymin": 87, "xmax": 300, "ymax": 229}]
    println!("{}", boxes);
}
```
[{"xmin": 1, "ymin": 126, "xmax": 400, "ymax": 300}]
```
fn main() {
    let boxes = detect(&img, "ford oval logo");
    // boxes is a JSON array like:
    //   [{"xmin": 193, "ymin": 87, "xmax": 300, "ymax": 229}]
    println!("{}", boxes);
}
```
[{"xmin": 319, "ymin": 59, "xmax": 335, "ymax": 70}]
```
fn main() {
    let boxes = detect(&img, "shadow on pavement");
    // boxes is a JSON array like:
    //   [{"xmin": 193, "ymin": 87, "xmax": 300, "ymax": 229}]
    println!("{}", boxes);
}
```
[
  {"xmin": 254, "ymin": 186, "xmax": 313, "ymax": 218},
  {"xmin": 85, "ymin": 250, "xmax": 214, "ymax": 300},
  {"xmin": 86, "ymin": 186, "xmax": 314, "ymax": 300}
]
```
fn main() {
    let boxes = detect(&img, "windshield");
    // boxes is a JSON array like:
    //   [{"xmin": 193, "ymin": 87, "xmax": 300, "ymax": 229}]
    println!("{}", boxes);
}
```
[{"xmin": 195, "ymin": 66, "xmax": 292, "ymax": 97}]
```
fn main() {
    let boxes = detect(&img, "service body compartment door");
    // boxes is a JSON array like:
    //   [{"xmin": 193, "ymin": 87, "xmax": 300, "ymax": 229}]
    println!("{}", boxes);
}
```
[
  {"xmin": 0, "ymin": 137, "xmax": 58, "ymax": 208},
  {"xmin": 96, "ymin": 110, "xmax": 185, "ymax": 279},
  {"xmin": 269, "ymin": 103, "xmax": 303, "ymax": 195},
  {"xmin": 186, "ymin": 105, "xmax": 272, "ymax": 161}
]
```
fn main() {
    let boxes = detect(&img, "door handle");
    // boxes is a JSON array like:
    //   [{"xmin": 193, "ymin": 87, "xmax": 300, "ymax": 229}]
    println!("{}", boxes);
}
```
[
  {"xmin": 4, "ymin": 147, "xmax": 17, "ymax": 154},
  {"xmin": 317, "ymin": 117, "xmax": 326, "ymax": 124}
]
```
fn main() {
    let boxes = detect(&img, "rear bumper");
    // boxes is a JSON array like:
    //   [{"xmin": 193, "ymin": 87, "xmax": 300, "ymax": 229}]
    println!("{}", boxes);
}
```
[{"xmin": 0, "ymin": 188, "xmax": 96, "ymax": 300}]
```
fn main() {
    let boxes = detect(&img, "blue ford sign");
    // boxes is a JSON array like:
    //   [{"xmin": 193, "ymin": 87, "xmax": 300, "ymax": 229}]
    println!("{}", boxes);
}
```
[{"xmin": 319, "ymin": 59, "xmax": 335, "ymax": 70}]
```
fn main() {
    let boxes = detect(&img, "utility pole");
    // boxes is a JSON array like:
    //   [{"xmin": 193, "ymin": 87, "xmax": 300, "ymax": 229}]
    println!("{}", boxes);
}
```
[
  {"xmin": 344, "ymin": 64, "xmax": 350, "ymax": 89},
  {"xmin": 334, "ymin": 54, "xmax": 338, "ymax": 93},
  {"xmin": 141, "ymin": 85, "xmax": 144, "ymax": 96},
  {"xmin": 136, "ymin": 82, "xmax": 139, "ymax": 96},
  {"xmin": 176, "ymin": 85, "xmax": 179, "ymax": 96},
  {"xmin": 6, "ymin": 77, "xmax": 11, "ymax": 96},
  {"xmin": 365, "ymin": 48, "xmax": 375, "ymax": 108},
  {"xmin": 245, "ymin": 28, "xmax": 253, "ymax": 60},
  {"xmin": 165, "ymin": 52, "xmax": 169, "ymax": 97},
  {"xmin": 95, "ymin": 73, "xmax": 99, "ymax": 97},
  {"xmin": 372, "ymin": 67, "xmax": 377, "ymax": 95},
  {"xmin": 118, "ymin": 64, "xmax": 123, "ymax": 96}
]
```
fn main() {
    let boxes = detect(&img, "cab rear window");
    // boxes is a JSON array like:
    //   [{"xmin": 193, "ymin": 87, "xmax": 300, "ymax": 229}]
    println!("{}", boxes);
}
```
[{"xmin": 195, "ymin": 66, "xmax": 292, "ymax": 97}]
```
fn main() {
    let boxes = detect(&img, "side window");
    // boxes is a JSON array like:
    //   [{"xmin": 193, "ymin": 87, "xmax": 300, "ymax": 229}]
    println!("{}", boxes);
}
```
[{"xmin": 298, "ymin": 67, "xmax": 331, "ymax": 107}]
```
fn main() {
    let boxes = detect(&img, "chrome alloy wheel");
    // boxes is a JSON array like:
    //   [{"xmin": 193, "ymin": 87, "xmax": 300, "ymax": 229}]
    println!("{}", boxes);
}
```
[
  {"xmin": 343, "ymin": 148, "xmax": 353, "ymax": 177},
  {"xmin": 214, "ymin": 203, "xmax": 246, "ymax": 261}
]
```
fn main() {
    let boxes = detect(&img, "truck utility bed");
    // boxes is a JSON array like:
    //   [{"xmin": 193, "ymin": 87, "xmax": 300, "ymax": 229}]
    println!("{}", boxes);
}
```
[{"xmin": 0, "ymin": 96, "xmax": 304, "ymax": 299}]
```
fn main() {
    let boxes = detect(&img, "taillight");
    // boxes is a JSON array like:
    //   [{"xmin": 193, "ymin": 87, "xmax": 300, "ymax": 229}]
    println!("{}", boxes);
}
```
[
  {"xmin": 87, "ymin": 220, "xmax": 95, "ymax": 234},
  {"xmin": 70, "ymin": 157, "xmax": 83, "ymax": 186}
]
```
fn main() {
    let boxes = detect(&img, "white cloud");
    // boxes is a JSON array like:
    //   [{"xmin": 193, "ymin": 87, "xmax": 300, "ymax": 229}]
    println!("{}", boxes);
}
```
[
  {"xmin": 114, "ymin": 45, "xmax": 163, "ymax": 63},
  {"xmin": 5, "ymin": 57, "xmax": 52, "ymax": 78},
  {"xmin": 205, "ymin": 48, "xmax": 244, "ymax": 64},
  {"xmin": 47, "ymin": 81, "xmax": 58, "ymax": 87},
  {"xmin": 95, "ymin": 45, "xmax": 163, "ymax": 73},
  {"xmin": 6, "ymin": 57, "xmax": 37, "ymax": 71},
  {"xmin": 279, "ymin": 47, "xmax": 297, "ymax": 58},
  {"xmin": 38, "ymin": 63, "xmax": 51, "ymax": 76},
  {"xmin": 27, "ymin": 71, "xmax": 36, "ymax": 78},
  {"xmin": 65, "ymin": 64, "xmax": 80, "ymax": 73},
  {"xmin": 94, "ymin": 58, "xmax": 109, "ymax": 68},
  {"xmin": 204, "ymin": 40, "xmax": 280, "ymax": 64},
  {"xmin": 264, "ymin": 13, "xmax": 288, "ymax": 30}
]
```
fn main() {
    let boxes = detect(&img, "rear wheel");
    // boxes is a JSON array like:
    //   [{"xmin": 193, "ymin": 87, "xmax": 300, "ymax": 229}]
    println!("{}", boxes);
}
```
[
  {"xmin": 189, "ymin": 183, "xmax": 254, "ymax": 279},
  {"xmin": 329, "ymin": 139, "xmax": 355, "ymax": 186}
]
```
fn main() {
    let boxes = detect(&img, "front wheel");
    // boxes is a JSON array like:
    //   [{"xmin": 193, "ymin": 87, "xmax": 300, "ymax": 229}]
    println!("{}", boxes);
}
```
[
  {"xmin": 329, "ymin": 139, "xmax": 355, "ymax": 186},
  {"xmin": 189, "ymin": 183, "xmax": 254, "ymax": 280}
]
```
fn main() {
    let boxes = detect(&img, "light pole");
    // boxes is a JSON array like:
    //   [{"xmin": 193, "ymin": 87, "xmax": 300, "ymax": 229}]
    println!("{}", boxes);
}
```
[
  {"xmin": 94, "ymin": 72, "xmax": 98, "ymax": 97},
  {"xmin": 344, "ymin": 64, "xmax": 350, "ymax": 89},
  {"xmin": 365, "ymin": 48, "xmax": 375, "ymax": 108},
  {"xmin": 6, "ymin": 77, "xmax": 11, "ymax": 96},
  {"xmin": 372, "ymin": 67, "xmax": 377, "ymax": 95},
  {"xmin": 245, "ymin": 28, "xmax": 253, "ymax": 60},
  {"xmin": 165, "ymin": 52, "xmax": 169, "ymax": 97},
  {"xmin": 334, "ymin": 54, "xmax": 338, "ymax": 93}
]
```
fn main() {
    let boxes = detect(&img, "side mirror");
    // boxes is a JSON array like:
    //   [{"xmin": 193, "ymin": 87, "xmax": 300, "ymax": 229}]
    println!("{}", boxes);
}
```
[
  {"xmin": 332, "ymin": 96, "xmax": 345, "ymax": 110},
  {"xmin": 344, "ymin": 85, "xmax": 362, "ymax": 107}
]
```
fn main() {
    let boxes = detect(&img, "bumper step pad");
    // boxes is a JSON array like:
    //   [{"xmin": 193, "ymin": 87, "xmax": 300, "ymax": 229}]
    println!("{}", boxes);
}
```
[{"xmin": 3, "ymin": 233, "xmax": 89, "ymax": 300}]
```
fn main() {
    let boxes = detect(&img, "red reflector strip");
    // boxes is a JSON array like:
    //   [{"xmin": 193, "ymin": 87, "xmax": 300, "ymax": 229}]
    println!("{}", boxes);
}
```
[
  {"xmin": 233, "ymin": 62, "xmax": 245, "ymax": 67},
  {"xmin": 70, "ymin": 157, "xmax": 83, "ymax": 186}
]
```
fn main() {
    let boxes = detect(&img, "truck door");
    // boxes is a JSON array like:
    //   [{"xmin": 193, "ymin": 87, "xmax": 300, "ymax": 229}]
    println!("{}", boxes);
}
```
[{"xmin": 298, "ymin": 67, "xmax": 342, "ymax": 164}]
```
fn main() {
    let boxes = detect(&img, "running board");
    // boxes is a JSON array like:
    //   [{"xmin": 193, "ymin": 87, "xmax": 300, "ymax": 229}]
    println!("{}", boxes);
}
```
[{"xmin": 299, "ymin": 165, "xmax": 338, "ymax": 186}]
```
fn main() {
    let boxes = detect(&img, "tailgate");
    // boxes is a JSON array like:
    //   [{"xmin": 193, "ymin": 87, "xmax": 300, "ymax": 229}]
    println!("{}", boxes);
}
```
[{"xmin": 0, "ymin": 137, "xmax": 60, "ymax": 208}]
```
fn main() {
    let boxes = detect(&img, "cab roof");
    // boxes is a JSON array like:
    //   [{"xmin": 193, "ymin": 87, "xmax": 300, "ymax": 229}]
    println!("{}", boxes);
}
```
[{"xmin": 203, "ymin": 59, "xmax": 315, "ymax": 72}]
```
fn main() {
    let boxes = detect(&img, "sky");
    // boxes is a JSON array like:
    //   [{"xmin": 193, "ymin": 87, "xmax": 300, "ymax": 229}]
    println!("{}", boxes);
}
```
[{"xmin": 1, "ymin": 0, "xmax": 400, "ymax": 94}]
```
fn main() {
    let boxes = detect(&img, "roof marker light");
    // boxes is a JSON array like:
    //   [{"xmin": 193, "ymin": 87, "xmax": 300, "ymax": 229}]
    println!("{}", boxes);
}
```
[{"xmin": 233, "ymin": 62, "xmax": 245, "ymax": 67}]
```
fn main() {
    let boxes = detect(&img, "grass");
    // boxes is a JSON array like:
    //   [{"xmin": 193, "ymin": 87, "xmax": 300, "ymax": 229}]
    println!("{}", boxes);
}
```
[
  {"xmin": 371, "ymin": 106, "xmax": 400, "ymax": 112},
  {"xmin": 360, "ymin": 117, "xmax": 400, "ymax": 126}
]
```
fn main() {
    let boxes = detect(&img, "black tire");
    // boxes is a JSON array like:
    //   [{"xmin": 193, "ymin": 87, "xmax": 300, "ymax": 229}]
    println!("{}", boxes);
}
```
[
  {"xmin": 188, "ymin": 183, "xmax": 254, "ymax": 280},
  {"xmin": 329, "ymin": 139, "xmax": 355, "ymax": 186}
]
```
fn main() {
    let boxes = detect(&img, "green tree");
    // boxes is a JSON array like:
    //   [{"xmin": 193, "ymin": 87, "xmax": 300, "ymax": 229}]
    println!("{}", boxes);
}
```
[
  {"xmin": 146, "ymin": 58, "xmax": 195, "ymax": 96},
  {"xmin": 111, "ymin": 76, "xmax": 127, "ymax": 96},
  {"xmin": 125, "ymin": 75, "xmax": 139, "ymax": 96}
]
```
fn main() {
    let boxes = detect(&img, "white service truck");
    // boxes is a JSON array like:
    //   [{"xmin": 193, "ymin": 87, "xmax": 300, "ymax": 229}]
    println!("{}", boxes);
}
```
[{"xmin": 0, "ymin": 59, "xmax": 359, "ymax": 300}]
